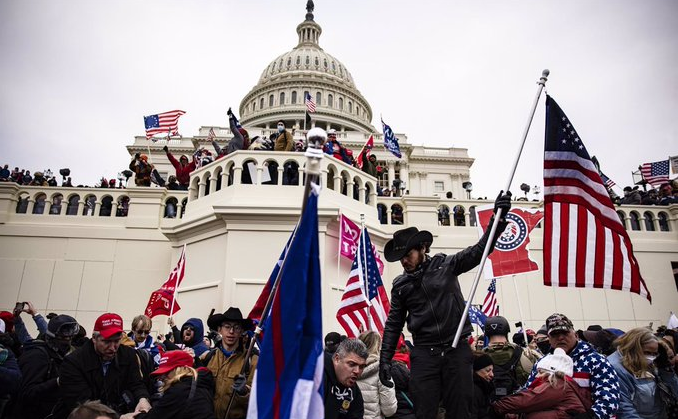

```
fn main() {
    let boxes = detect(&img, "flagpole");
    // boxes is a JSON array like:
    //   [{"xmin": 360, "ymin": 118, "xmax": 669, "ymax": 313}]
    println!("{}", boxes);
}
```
[
  {"xmin": 510, "ymin": 275, "xmax": 529, "ymax": 347},
  {"xmin": 168, "ymin": 244, "xmax": 184, "ymax": 319},
  {"xmin": 337, "ymin": 212, "xmax": 342, "ymax": 298},
  {"xmin": 223, "ymin": 128, "xmax": 327, "ymax": 419},
  {"xmin": 360, "ymin": 213, "xmax": 372, "ymax": 330},
  {"xmin": 453, "ymin": 69, "xmax": 549, "ymax": 348}
]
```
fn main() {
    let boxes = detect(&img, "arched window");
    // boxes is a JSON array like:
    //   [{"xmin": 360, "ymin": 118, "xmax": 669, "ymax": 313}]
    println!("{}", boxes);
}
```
[
  {"xmin": 83, "ymin": 195, "xmax": 96, "ymax": 216},
  {"xmin": 629, "ymin": 211, "xmax": 641, "ymax": 231},
  {"xmin": 280, "ymin": 92, "xmax": 285, "ymax": 105},
  {"xmin": 643, "ymin": 211, "xmax": 655, "ymax": 231},
  {"xmin": 617, "ymin": 211, "xmax": 627, "ymax": 229},
  {"xmin": 287, "ymin": 57, "xmax": 291, "ymax": 67},
  {"xmin": 316, "ymin": 92, "xmax": 321, "ymax": 106},
  {"xmin": 269, "ymin": 95, "xmax": 274, "ymax": 107},
  {"xmin": 296, "ymin": 56, "xmax": 301, "ymax": 65},
  {"xmin": 252, "ymin": 101, "xmax": 256, "ymax": 112},
  {"xmin": 99, "ymin": 196, "xmax": 113, "ymax": 217},
  {"xmin": 323, "ymin": 59, "xmax": 328, "ymax": 68},
  {"xmin": 391, "ymin": 204, "xmax": 404, "ymax": 225},
  {"xmin": 469, "ymin": 206, "xmax": 477, "ymax": 227},
  {"xmin": 33, "ymin": 194, "xmax": 46, "ymax": 215},
  {"xmin": 291, "ymin": 91, "xmax": 297, "ymax": 104},
  {"xmin": 438, "ymin": 205, "xmax": 451, "ymax": 226},
  {"xmin": 332, "ymin": 61, "xmax": 336, "ymax": 71},
  {"xmin": 116, "ymin": 196, "xmax": 129, "ymax": 217},
  {"xmin": 49, "ymin": 194, "xmax": 63, "ymax": 215},
  {"xmin": 453, "ymin": 205, "xmax": 466, "ymax": 226},
  {"xmin": 164, "ymin": 197, "xmax": 178, "ymax": 219},
  {"xmin": 338, "ymin": 97, "xmax": 344, "ymax": 110},
  {"xmin": 305, "ymin": 55, "xmax": 310, "ymax": 65},
  {"xmin": 314, "ymin": 57, "xmax": 319, "ymax": 66},
  {"xmin": 328, "ymin": 94, "xmax": 333, "ymax": 107},
  {"xmin": 348, "ymin": 101, "xmax": 353, "ymax": 113},
  {"xmin": 658, "ymin": 211, "xmax": 670, "ymax": 231},
  {"xmin": 377, "ymin": 204, "xmax": 387, "ymax": 225},
  {"xmin": 66, "ymin": 195, "xmax": 79, "ymax": 215},
  {"xmin": 16, "ymin": 194, "xmax": 29, "ymax": 213},
  {"xmin": 259, "ymin": 98, "xmax": 264, "ymax": 109}
]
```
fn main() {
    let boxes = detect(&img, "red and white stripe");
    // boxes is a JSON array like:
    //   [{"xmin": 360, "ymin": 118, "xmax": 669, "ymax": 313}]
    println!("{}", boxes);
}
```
[
  {"xmin": 146, "ymin": 110, "xmax": 186, "ymax": 139},
  {"xmin": 544, "ymin": 151, "xmax": 650, "ymax": 301}
]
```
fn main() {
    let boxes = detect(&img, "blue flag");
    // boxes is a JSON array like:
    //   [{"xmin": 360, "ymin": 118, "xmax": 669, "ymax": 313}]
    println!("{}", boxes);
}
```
[
  {"xmin": 467, "ymin": 303, "xmax": 487, "ymax": 330},
  {"xmin": 382, "ymin": 119, "xmax": 402, "ymax": 158},
  {"xmin": 247, "ymin": 188, "xmax": 324, "ymax": 419}
]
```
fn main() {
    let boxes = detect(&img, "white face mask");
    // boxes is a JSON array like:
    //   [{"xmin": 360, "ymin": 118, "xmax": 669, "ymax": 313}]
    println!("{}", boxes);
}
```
[
  {"xmin": 277, "ymin": 125, "xmax": 285, "ymax": 133},
  {"xmin": 646, "ymin": 355, "xmax": 657, "ymax": 364}
]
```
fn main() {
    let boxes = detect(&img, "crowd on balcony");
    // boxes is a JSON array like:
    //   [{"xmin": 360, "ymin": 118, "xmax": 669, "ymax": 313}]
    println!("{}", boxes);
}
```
[
  {"xmin": 1, "ymin": 301, "xmax": 677, "ymax": 419},
  {"xmin": 615, "ymin": 182, "xmax": 678, "ymax": 206}
]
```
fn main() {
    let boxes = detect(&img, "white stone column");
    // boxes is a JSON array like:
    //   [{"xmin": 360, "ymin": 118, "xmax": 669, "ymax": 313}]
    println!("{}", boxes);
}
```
[
  {"xmin": 333, "ymin": 174, "xmax": 341, "ymax": 192},
  {"xmin": 347, "ymin": 180, "xmax": 354, "ymax": 200},
  {"xmin": 387, "ymin": 160, "xmax": 395, "ymax": 191},
  {"xmin": 233, "ymin": 167, "xmax": 243, "ymax": 185},
  {"xmin": 198, "ymin": 181, "xmax": 206, "ymax": 198},
  {"xmin": 400, "ymin": 162, "xmax": 409, "ymax": 194},
  {"xmin": 420, "ymin": 172, "xmax": 428, "ymax": 196},
  {"xmin": 77, "ymin": 200, "xmax": 85, "ymax": 216},
  {"xmin": 209, "ymin": 174, "xmax": 218, "ymax": 194}
]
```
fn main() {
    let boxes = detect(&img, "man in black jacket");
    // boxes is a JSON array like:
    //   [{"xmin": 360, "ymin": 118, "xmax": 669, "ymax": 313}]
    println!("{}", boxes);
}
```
[
  {"xmin": 52, "ymin": 313, "xmax": 151, "ymax": 419},
  {"xmin": 379, "ymin": 192, "xmax": 511, "ymax": 419},
  {"xmin": 324, "ymin": 338, "xmax": 367, "ymax": 419}
]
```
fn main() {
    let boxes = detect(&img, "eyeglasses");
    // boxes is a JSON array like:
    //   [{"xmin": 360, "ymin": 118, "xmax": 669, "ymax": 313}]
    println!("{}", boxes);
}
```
[
  {"xmin": 135, "ymin": 329, "xmax": 151, "ymax": 335},
  {"xmin": 220, "ymin": 324, "xmax": 243, "ymax": 333},
  {"xmin": 182, "ymin": 326, "xmax": 195, "ymax": 331}
]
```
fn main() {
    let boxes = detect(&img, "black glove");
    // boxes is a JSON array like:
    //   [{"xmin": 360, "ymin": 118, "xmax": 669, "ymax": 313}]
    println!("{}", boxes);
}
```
[
  {"xmin": 134, "ymin": 152, "xmax": 140, "ymax": 160},
  {"xmin": 232, "ymin": 373, "xmax": 248, "ymax": 396},
  {"xmin": 569, "ymin": 410, "xmax": 595, "ymax": 419},
  {"xmin": 162, "ymin": 145, "xmax": 169, "ymax": 153},
  {"xmin": 379, "ymin": 360, "xmax": 394, "ymax": 388},
  {"xmin": 494, "ymin": 190, "xmax": 512, "ymax": 218},
  {"xmin": 227, "ymin": 107, "xmax": 233, "ymax": 117}
]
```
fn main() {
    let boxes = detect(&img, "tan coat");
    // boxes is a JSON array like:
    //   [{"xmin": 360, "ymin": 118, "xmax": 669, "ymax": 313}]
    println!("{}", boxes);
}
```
[
  {"xmin": 206, "ymin": 348, "xmax": 258, "ymax": 419},
  {"xmin": 274, "ymin": 131, "xmax": 294, "ymax": 151}
]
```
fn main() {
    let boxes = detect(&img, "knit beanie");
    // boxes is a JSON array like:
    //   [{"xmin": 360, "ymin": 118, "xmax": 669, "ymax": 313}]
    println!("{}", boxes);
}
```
[{"xmin": 473, "ymin": 354, "xmax": 494, "ymax": 371}]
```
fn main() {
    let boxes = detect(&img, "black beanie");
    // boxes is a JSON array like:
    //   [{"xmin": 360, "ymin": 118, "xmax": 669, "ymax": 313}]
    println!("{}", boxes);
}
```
[{"xmin": 473, "ymin": 354, "xmax": 493, "ymax": 371}]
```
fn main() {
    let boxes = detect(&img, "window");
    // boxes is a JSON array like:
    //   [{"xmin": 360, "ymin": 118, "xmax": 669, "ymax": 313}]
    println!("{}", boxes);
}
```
[
  {"xmin": 269, "ymin": 95, "xmax": 274, "ymax": 107},
  {"xmin": 287, "ymin": 58, "xmax": 291, "ymax": 66},
  {"xmin": 629, "ymin": 211, "xmax": 641, "ymax": 231},
  {"xmin": 328, "ymin": 94, "xmax": 333, "ymax": 107},
  {"xmin": 314, "ymin": 57, "xmax": 319, "ymax": 66},
  {"xmin": 291, "ymin": 91, "xmax": 297, "ymax": 104},
  {"xmin": 324, "ymin": 59, "xmax": 328, "ymax": 68},
  {"xmin": 280, "ymin": 92, "xmax": 285, "ymax": 105},
  {"xmin": 296, "ymin": 56, "xmax": 300, "ymax": 65},
  {"xmin": 338, "ymin": 97, "xmax": 344, "ymax": 110},
  {"xmin": 643, "ymin": 211, "xmax": 655, "ymax": 231},
  {"xmin": 252, "ymin": 101, "xmax": 256, "ymax": 111},
  {"xmin": 306, "ymin": 56, "xmax": 310, "ymax": 65},
  {"xmin": 348, "ymin": 101, "xmax": 353, "ymax": 113},
  {"xmin": 434, "ymin": 181, "xmax": 444, "ymax": 192},
  {"xmin": 332, "ymin": 61, "xmax": 336, "ymax": 71},
  {"xmin": 259, "ymin": 98, "xmax": 264, "ymax": 109},
  {"xmin": 659, "ymin": 212, "xmax": 670, "ymax": 231},
  {"xmin": 316, "ymin": 92, "xmax": 321, "ymax": 106}
]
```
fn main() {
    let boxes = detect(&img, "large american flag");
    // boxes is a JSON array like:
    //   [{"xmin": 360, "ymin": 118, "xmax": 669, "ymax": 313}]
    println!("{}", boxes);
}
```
[
  {"xmin": 336, "ymin": 228, "xmax": 390, "ymax": 338},
  {"xmin": 305, "ymin": 92, "xmax": 316, "ymax": 113},
  {"xmin": 144, "ymin": 110, "xmax": 185, "ymax": 139},
  {"xmin": 543, "ymin": 96, "xmax": 651, "ymax": 301},
  {"xmin": 481, "ymin": 279, "xmax": 499, "ymax": 317},
  {"xmin": 640, "ymin": 160, "xmax": 670, "ymax": 187}
]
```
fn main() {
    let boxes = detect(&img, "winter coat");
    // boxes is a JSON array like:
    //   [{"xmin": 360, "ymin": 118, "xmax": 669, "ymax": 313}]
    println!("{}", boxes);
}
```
[
  {"xmin": 381, "ymin": 217, "xmax": 507, "ymax": 361},
  {"xmin": 472, "ymin": 374, "xmax": 495, "ymax": 419},
  {"xmin": 176, "ymin": 318, "xmax": 209, "ymax": 359},
  {"xmin": 16, "ymin": 339, "xmax": 66, "ymax": 419},
  {"xmin": 609, "ymin": 350, "xmax": 678, "ymax": 419},
  {"xmin": 166, "ymin": 151, "xmax": 196, "ymax": 187},
  {"xmin": 134, "ymin": 369, "xmax": 217, "ymax": 419},
  {"xmin": 274, "ymin": 130, "xmax": 294, "ymax": 151},
  {"xmin": 0, "ymin": 344, "xmax": 21, "ymax": 397},
  {"xmin": 51, "ymin": 339, "xmax": 150, "ymax": 419},
  {"xmin": 204, "ymin": 345, "xmax": 258, "ymax": 419},
  {"xmin": 129, "ymin": 158, "xmax": 153, "ymax": 186},
  {"xmin": 493, "ymin": 375, "xmax": 591, "ymax": 419},
  {"xmin": 390, "ymin": 360, "xmax": 415, "ymax": 419},
  {"xmin": 13, "ymin": 313, "xmax": 48, "ymax": 345},
  {"xmin": 361, "ymin": 151, "xmax": 378, "ymax": 178},
  {"xmin": 324, "ymin": 353, "xmax": 364, "ymax": 419},
  {"xmin": 524, "ymin": 341, "xmax": 619, "ymax": 419},
  {"xmin": 484, "ymin": 342, "xmax": 539, "ymax": 393},
  {"xmin": 356, "ymin": 354, "xmax": 397, "ymax": 419}
]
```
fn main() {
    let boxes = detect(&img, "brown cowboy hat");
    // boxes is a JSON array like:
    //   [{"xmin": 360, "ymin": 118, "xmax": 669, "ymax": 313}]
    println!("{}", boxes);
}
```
[
  {"xmin": 384, "ymin": 227, "xmax": 433, "ymax": 262},
  {"xmin": 207, "ymin": 307, "xmax": 254, "ymax": 332}
]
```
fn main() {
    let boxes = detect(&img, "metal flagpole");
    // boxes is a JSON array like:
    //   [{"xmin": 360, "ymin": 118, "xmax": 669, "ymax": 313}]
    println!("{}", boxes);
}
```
[
  {"xmin": 223, "ymin": 128, "xmax": 327, "ymax": 419},
  {"xmin": 337, "ymin": 212, "xmax": 343, "ymax": 294},
  {"xmin": 453, "ymin": 69, "xmax": 549, "ymax": 348},
  {"xmin": 510, "ymin": 275, "xmax": 529, "ymax": 347},
  {"xmin": 360, "ymin": 213, "xmax": 372, "ymax": 329}
]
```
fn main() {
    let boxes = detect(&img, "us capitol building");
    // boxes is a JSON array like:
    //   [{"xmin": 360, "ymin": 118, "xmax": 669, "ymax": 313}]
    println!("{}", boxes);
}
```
[{"xmin": 1, "ymin": 4, "xmax": 676, "ymax": 337}]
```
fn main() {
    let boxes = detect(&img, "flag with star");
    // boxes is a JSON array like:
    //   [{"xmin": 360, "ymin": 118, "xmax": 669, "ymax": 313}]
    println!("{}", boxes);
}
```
[
  {"xmin": 543, "ymin": 95, "xmax": 650, "ymax": 302},
  {"xmin": 640, "ymin": 159, "xmax": 670, "ymax": 187},
  {"xmin": 143, "ymin": 110, "xmax": 185, "ymax": 139}
]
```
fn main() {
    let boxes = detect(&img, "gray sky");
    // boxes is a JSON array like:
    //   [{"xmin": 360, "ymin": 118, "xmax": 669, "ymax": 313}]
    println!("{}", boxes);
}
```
[{"xmin": 1, "ymin": 0, "xmax": 676, "ymax": 198}]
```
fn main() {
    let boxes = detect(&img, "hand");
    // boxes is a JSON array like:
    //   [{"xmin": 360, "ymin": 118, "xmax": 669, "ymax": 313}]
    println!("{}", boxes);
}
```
[
  {"xmin": 134, "ymin": 398, "xmax": 151, "ymax": 413},
  {"xmin": 494, "ymin": 190, "xmax": 512, "ymax": 217},
  {"xmin": 379, "ymin": 361, "xmax": 394, "ymax": 388},
  {"xmin": 168, "ymin": 317, "xmax": 175, "ymax": 328},
  {"xmin": 23, "ymin": 301, "xmax": 37, "ymax": 316},
  {"xmin": 227, "ymin": 107, "xmax": 233, "ymax": 117},
  {"xmin": 232, "ymin": 374, "xmax": 248, "ymax": 396},
  {"xmin": 135, "ymin": 152, "xmax": 140, "ymax": 160},
  {"xmin": 183, "ymin": 347, "xmax": 195, "ymax": 358},
  {"xmin": 162, "ymin": 145, "xmax": 169, "ymax": 153}
]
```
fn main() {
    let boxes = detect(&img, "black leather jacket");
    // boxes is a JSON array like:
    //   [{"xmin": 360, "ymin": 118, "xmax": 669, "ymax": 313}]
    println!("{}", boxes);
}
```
[{"xmin": 381, "ymin": 218, "xmax": 507, "ymax": 362}]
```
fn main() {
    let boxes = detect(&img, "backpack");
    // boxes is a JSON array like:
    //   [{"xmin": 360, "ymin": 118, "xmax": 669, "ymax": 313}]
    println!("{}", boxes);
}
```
[{"xmin": 491, "ymin": 345, "xmax": 523, "ymax": 400}]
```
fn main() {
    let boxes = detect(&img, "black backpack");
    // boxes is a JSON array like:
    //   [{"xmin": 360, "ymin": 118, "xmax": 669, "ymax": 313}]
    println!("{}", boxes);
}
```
[{"xmin": 491, "ymin": 345, "xmax": 523, "ymax": 400}]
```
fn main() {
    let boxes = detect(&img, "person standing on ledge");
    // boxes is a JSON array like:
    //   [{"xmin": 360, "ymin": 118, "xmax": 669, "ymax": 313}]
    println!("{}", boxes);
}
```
[{"xmin": 379, "ymin": 191, "xmax": 512, "ymax": 419}]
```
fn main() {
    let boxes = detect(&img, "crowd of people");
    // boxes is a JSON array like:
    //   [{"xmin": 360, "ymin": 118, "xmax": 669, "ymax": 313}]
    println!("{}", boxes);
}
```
[
  {"xmin": 2, "ymin": 301, "xmax": 677, "ymax": 419},
  {"xmin": 615, "ymin": 183, "xmax": 678, "ymax": 206},
  {"xmin": 0, "ymin": 166, "xmax": 75, "ymax": 188}
]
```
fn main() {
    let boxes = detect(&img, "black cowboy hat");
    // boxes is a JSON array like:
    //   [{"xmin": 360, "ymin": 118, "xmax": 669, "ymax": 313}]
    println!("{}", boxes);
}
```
[
  {"xmin": 207, "ymin": 307, "xmax": 254, "ymax": 332},
  {"xmin": 384, "ymin": 227, "xmax": 433, "ymax": 262}
]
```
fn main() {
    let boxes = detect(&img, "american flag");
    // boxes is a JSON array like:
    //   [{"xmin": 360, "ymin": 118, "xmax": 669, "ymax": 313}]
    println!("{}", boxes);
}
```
[
  {"xmin": 543, "ymin": 96, "xmax": 650, "ymax": 301},
  {"xmin": 305, "ymin": 92, "xmax": 316, "ymax": 113},
  {"xmin": 336, "ymin": 227, "xmax": 390, "ymax": 338},
  {"xmin": 207, "ymin": 127, "xmax": 217, "ymax": 142},
  {"xmin": 640, "ymin": 160, "xmax": 670, "ymax": 187},
  {"xmin": 600, "ymin": 172, "xmax": 616, "ymax": 190},
  {"xmin": 481, "ymin": 279, "xmax": 499, "ymax": 317},
  {"xmin": 144, "ymin": 110, "xmax": 185, "ymax": 139}
]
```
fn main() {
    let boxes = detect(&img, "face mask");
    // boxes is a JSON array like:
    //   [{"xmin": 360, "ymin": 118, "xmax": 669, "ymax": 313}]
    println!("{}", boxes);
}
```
[
  {"xmin": 646, "ymin": 355, "xmax": 657, "ymax": 365},
  {"xmin": 277, "ymin": 126, "xmax": 285, "ymax": 133},
  {"xmin": 537, "ymin": 341, "xmax": 552, "ymax": 355}
]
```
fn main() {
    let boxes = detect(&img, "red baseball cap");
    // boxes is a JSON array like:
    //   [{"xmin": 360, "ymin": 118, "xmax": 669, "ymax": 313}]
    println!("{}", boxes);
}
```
[
  {"xmin": 151, "ymin": 350, "xmax": 194, "ymax": 376},
  {"xmin": 93, "ymin": 313, "xmax": 124, "ymax": 339}
]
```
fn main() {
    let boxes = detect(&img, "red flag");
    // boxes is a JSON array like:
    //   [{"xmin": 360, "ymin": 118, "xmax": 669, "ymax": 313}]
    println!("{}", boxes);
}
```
[
  {"xmin": 339, "ymin": 214, "xmax": 384, "ymax": 275},
  {"xmin": 145, "ymin": 246, "xmax": 186, "ymax": 318},
  {"xmin": 543, "ymin": 96, "xmax": 650, "ymax": 302},
  {"xmin": 476, "ymin": 206, "xmax": 544, "ymax": 278},
  {"xmin": 355, "ymin": 135, "xmax": 374, "ymax": 169}
]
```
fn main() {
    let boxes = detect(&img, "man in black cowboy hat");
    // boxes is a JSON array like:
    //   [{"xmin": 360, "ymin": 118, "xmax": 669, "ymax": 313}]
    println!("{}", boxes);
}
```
[
  {"xmin": 203, "ymin": 307, "xmax": 257, "ymax": 419},
  {"xmin": 379, "ymin": 192, "xmax": 512, "ymax": 419}
]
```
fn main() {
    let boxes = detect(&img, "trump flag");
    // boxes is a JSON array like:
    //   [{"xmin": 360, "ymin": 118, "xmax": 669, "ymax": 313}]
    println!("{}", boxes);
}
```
[
  {"xmin": 476, "ymin": 206, "xmax": 544, "ymax": 278},
  {"xmin": 247, "ymin": 187, "xmax": 324, "ymax": 419},
  {"xmin": 145, "ymin": 246, "xmax": 186, "ymax": 318}
]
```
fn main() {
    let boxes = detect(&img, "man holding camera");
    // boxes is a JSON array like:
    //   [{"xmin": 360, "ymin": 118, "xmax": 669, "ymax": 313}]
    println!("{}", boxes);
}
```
[
  {"xmin": 52, "ymin": 313, "xmax": 151, "ymax": 419},
  {"xmin": 379, "ymin": 192, "xmax": 512, "ymax": 419}
]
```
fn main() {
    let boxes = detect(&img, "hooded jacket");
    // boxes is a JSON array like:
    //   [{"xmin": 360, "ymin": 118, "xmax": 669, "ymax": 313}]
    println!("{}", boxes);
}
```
[
  {"xmin": 381, "ymin": 218, "xmax": 507, "ymax": 362},
  {"xmin": 16, "ymin": 339, "xmax": 66, "ymax": 419},
  {"xmin": 166, "ymin": 151, "xmax": 196, "ymax": 187},
  {"xmin": 356, "ymin": 354, "xmax": 397, "ymax": 419},
  {"xmin": 176, "ymin": 318, "xmax": 209, "ymax": 358},
  {"xmin": 524, "ymin": 341, "xmax": 619, "ymax": 419},
  {"xmin": 134, "ymin": 369, "xmax": 217, "ymax": 419}
]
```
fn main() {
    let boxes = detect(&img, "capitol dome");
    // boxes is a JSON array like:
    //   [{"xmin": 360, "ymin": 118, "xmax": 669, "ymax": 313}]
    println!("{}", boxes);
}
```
[{"xmin": 239, "ymin": 4, "xmax": 375, "ymax": 134}]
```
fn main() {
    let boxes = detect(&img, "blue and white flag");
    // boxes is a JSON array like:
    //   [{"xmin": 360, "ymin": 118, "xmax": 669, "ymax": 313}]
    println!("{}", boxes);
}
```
[
  {"xmin": 247, "ymin": 188, "xmax": 324, "ymax": 419},
  {"xmin": 467, "ymin": 303, "xmax": 487, "ymax": 330},
  {"xmin": 381, "ymin": 119, "xmax": 402, "ymax": 158}
]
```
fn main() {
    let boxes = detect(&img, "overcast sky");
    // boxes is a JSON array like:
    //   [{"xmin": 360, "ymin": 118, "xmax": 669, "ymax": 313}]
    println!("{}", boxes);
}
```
[{"xmin": 1, "ymin": 0, "xmax": 676, "ymax": 198}]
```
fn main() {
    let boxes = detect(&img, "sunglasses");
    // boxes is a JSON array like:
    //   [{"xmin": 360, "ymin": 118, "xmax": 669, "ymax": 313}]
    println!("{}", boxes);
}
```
[
  {"xmin": 135, "ymin": 329, "xmax": 151, "ymax": 335},
  {"xmin": 182, "ymin": 326, "xmax": 195, "ymax": 332}
]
